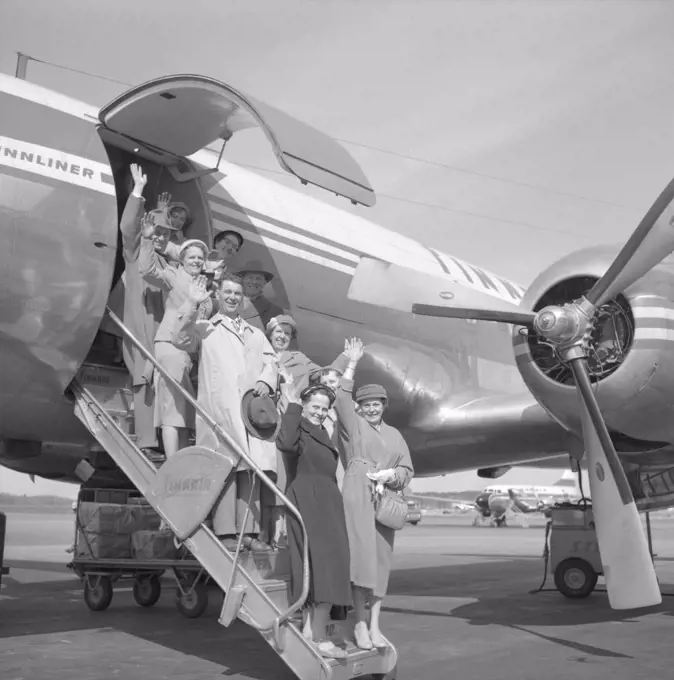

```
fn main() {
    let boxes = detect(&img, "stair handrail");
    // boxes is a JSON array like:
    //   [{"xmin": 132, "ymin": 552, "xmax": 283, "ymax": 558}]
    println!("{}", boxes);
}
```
[{"xmin": 103, "ymin": 307, "xmax": 310, "ymax": 633}]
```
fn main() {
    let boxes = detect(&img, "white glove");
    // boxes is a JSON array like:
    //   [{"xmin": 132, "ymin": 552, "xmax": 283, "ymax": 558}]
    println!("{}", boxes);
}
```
[
  {"xmin": 367, "ymin": 469, "xmax": 396, "ymax": 485},
  {"xmin": 278, "ymin": 364, "xmax": 293, "ymax": 383}
]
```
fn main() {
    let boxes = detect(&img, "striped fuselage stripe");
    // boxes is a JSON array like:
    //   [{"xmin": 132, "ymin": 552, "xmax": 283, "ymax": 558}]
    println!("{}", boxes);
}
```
[
  {"xmin": 208, "ymin": 200, "xmax": 359, "ymax": 273},
  {"xmin": 208, "ymin": 194, "xmax": 363, "ymax": 263}
]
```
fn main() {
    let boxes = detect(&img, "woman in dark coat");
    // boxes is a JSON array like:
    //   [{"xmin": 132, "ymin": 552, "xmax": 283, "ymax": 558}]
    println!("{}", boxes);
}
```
[
  {"xmin": 261, "ymin": 315, "xmax": 349, "ymax": 548},
  {"xmin": 276, "ymin": 382, "xmax": 352, "ymax": 659}
]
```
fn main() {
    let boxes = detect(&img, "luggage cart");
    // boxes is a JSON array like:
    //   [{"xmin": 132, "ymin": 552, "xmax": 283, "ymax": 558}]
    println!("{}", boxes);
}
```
[
  {"xmin": 548, "ymin": 504, "xmax": 601, "ymax": 598},
  {"xmin": 68, "ymin": 487, "xmax": 215, "ymax": 618},
  {"xmin": 69, "ymin": 555, "xmax": 212, "ymax": 618}
]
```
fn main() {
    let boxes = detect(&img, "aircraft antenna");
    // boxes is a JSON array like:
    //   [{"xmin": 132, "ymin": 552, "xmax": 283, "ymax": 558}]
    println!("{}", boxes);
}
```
[{"xmin": 15, "ymin": 52, "xmax": 29, "ymax": 80}]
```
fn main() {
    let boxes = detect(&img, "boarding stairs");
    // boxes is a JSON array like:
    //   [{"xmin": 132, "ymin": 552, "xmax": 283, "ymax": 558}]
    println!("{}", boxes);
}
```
[{"xmin": 70, "ymin": 308, "xmax": 397, "ymax": 680}]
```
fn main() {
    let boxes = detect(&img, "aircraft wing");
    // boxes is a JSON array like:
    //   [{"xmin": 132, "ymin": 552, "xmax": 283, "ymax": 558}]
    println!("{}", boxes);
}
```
[
  {"xmin": 347, "ymin": 257, "xmax": 532, "ymax": 324},
  {"xmin": 405, "ymin": 493, "xmax": 477, "ymax": 509}
]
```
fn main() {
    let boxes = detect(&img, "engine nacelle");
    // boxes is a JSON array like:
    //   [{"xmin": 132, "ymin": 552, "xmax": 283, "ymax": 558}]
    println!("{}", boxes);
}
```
[{"xmin": 513, "ymin": 245, "xmax": 674, "ymax": 447}]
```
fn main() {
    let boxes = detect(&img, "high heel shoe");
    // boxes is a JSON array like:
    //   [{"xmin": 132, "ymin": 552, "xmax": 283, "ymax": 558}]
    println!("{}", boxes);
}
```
[
  {"xmin": 354, "ymin": 621, "xmax": 373, "ymax": 650},
  {"xmin": 369, "ymin": 628, "xmax": 388, "ymax": 648},
  {"xmin": 318, "ymin": 641, "xmax": 347, "ymax": 659}
]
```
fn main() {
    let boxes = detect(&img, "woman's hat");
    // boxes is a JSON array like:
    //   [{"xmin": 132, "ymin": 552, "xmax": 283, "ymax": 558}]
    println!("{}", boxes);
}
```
[
  {"xmin": 300, "ymin": 383, "xmax": 336, "ymax": 406},
  {"xmin": 241, "ymin": 389, "xmax": 281, "ymax": 441},
  {"xmin": 179, "ymin": 239, "xmax": 209, "ymax": 260},
  {"xmin": 214, "ymin": 229, "xmax": 244, "ymax": 251},
  {"xmin": 167, "ymin": 201, "xmax": 192, "ymax": 227},
  {"xmin": 355, "ymin": 383, "xmax": 388, "ymax": 403},
  {"xmin": 236, "ymin": 259, "xmax": 275, "ymax": 282},
  {"xmin": 266, "ymin": 314, "xmax": 297, "ymax": 335}
]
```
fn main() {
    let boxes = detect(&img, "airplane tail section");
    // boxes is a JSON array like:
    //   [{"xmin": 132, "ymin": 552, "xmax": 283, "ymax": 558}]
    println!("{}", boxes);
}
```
[
  {"xmin": 508, "ymin": 489, "xmax": 536, "ymax": 513},
  {"xmin": 553, "ymin": 469, "xmax": 578, "ymax": 489}
]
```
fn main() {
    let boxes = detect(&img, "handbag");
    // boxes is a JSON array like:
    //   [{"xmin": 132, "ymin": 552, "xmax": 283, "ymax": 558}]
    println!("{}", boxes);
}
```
[{"xmin": 374, "ymin": 486, "xmax": 408, "ymax": 531}]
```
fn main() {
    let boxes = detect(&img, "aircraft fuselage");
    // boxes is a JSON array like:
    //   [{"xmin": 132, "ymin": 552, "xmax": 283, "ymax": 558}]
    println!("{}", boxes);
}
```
[{"xmin": 0, "ymin": 74, "xmax": 572, "ymax": 484}]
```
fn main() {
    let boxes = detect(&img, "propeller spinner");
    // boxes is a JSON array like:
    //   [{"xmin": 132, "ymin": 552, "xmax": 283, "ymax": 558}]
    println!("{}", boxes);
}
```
[{"xmin": 349, "ymin": 178, "xmax": 674, "ymax": 610}]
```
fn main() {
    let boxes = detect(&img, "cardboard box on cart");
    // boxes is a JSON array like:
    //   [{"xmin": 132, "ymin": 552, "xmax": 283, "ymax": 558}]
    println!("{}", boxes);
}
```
[
  {"xmin": 131, "ymin": 530, "xmax": 179, "ymax": 560},
  {"xmin": 76, "ymin": 501, "xmax": 161, "ymax": 559}
]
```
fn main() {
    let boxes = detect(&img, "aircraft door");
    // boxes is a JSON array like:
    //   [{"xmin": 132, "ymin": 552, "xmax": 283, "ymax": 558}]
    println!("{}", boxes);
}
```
[{"xmin": 98, "ymin": 75, "xmax": 375, "ymax": 208}]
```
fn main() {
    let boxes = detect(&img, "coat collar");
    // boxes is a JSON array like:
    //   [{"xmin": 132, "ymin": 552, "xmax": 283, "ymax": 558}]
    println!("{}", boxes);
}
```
[
  {"xmin": 210, "ymin": 313, "xmax": 253, "ymax": 342},
  {"xmin": 278, "ymin": 350, "xmax": 304, "ymax": 363},
  {"xmin": 300, "ymin": 417, "xmax": 338, "ymax": 456}
]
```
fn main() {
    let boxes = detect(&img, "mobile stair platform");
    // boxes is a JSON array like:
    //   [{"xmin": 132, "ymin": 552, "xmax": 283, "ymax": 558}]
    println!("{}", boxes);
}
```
[{"xmin": 69, "ymin": 309, "xmax": 397, "ymax": 680}]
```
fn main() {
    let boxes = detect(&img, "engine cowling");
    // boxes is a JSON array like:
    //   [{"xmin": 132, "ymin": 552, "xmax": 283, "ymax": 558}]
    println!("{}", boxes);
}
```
[{"xmin": 513, "ymin": 245, "xmax": 674, "ymax": 446}]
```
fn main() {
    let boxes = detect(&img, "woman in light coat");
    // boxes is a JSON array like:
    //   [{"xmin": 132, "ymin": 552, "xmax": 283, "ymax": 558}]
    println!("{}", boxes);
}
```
[
  {"xmin": 336, "ymin": 339, "xmax": 414, "ymax": 650},
  {"xmin": 139, "ymin": 236, "xmax": 211, "ymax": 458}
]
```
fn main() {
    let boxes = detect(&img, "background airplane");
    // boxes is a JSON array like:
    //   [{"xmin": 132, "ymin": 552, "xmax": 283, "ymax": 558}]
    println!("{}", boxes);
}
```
[
  {"xmin": 484, "ymin": 470, "xmax": 581, "ymax": 502},
  {"xmin": 471, "ymin": 475, "xmax": 581, "ymax": 528}
]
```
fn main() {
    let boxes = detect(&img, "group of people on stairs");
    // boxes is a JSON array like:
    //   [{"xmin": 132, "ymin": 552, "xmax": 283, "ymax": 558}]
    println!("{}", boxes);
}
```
[{"xmin": 106, "ymin": 163, "xmax": 415, "ymax": 659}]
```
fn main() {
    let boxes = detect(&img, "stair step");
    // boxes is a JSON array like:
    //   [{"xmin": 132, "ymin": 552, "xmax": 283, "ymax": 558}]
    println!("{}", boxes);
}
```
[
  {"xmin": 259, "ymin": 578, "xmax": 290, "ymax": 609},
  {"xmin": 78, "ymin": 363, "xmax": 131, "ymax": 389},
  {"xmin": 324, "ymin": 622, "xmax": 396, "ymax": 679},
  {"xmin": 77, "ymin": 365, "xmax": 133, "ymax": 417},
  {"xmin": 237, "ymin": 548, "xmax": 290, "ymax": 582},
  {"xmin": 283, "ymin": 612, "xmax": 396, "ymax": 678},
  {"xmin": 326, "ymin": 645, "xmax": 394, "ymax": 680}
]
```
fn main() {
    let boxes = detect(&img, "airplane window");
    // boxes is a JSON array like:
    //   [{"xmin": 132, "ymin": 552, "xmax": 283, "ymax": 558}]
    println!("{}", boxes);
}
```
[{"xmin": 0, "ymin": 174, "xmax": 54, "ymax": 212}]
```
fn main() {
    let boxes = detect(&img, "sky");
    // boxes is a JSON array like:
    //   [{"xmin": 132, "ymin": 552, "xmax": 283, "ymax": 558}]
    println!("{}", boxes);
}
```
[{"xmin": 1, "ymin": 0, "xmax": 673, "ymax": 496}]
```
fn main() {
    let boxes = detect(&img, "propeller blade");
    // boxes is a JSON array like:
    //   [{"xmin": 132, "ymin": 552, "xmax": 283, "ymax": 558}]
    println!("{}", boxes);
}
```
[
  {"xmin": 587, "ymin": 178, "xmax": 674, "ymax": 308},
  {"xmin": 412, "ymin": 303, "xmax": 535, "ymax": 327},
  {"xmin": 570, "ymin": 359, "xmax": 661, "ymax": 610},
  {"xmin": 348, "ymin": 257, "xmax": 534, "ymax": 324}
]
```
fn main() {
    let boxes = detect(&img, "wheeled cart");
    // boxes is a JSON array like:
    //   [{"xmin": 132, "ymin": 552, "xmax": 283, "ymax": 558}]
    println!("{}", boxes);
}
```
[
  {"xmin": 68, "ymin": 486, "xmax": 215, "ymax": 618},
  {"xmin": 69, "ymin": 556, "xmax": 213, "ymax": 618},
  {"xmin": 548, "ymin": 504, "xmax": 602, "ymax": 598}
]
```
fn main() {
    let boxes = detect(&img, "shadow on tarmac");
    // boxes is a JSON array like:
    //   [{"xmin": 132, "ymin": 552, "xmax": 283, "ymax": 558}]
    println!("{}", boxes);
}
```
[{"xmin": 385, "ymin": 557, "xmax": 674, "ymax": 659}]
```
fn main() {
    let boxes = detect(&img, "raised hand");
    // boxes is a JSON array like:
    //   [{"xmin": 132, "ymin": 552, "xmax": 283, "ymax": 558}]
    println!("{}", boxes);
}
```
[
  {"xmin": 203, "ymin": 251, "xmax": 225, "ymax": 274},
  {"xmin": 157, "ymin": 192, "xmax": 171, "ymax": 210},
  {"xmin": 130, "ymin": 163, "xmax": 147, "ymax": 194},
  {"xmin": 188, "ymin": 275, "xmax": 211, "ymax": 305},
  {"xmin": 280, "ymin": 381, "xmax": 300, "ymax": 404},
  {"xmin": 140, "ymin": 212, "xmax": 155, "ymax": 239},
  {"xmin": 253, "ymin": 381, "xmax": 271, "ymax": 397},
  {"xmin": 344, "ymin": 337, "xmax": 364, "ymax": 364}
]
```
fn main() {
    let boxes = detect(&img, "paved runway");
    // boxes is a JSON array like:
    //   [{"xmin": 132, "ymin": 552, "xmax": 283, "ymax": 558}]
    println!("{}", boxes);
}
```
[{"xmin": 3, "ymin": 511, "xmax": 674, "ymax": 678}]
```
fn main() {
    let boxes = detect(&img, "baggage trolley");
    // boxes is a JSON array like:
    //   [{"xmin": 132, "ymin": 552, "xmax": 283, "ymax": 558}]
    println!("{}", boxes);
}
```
[
  {"xmin": 69, "ymin": 555, "xmax": 212, "ymax": 618},
  {"xmin": 548, "ymin": 504, "xmax": 601, "ymax": 598},
  {"xmin": 68, "ymin": 487, "xmax": 215, "ymax": 618}
]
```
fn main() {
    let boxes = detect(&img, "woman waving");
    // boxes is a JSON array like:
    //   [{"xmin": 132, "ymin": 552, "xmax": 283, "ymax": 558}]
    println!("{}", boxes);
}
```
[
  {"xmin": 276, "ymin": 381, "xmax": 351, "ymax": 659},
  {"xmin": 336, "ymin": 338, "xmax": 414, "ymax": 650}
]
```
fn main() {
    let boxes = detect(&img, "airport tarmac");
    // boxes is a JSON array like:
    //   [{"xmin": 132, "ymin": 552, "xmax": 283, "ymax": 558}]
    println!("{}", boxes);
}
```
[{"xmin": 3, "ymin": 511, "xmax": 674, "ymax": 679}]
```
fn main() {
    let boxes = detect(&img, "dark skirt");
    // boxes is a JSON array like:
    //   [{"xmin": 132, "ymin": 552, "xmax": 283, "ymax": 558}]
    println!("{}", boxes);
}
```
[{"xmin": 286, "ymin": 475, "xmax": 352, "ymax": 607}]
